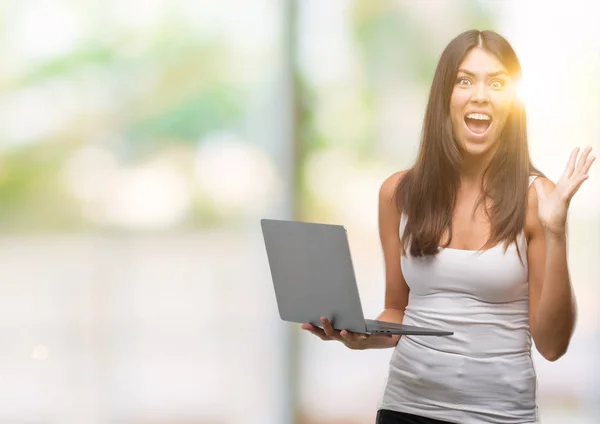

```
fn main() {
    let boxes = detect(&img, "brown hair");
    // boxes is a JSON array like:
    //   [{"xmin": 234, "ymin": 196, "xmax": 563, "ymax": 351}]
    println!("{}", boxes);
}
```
[{"xmin": 395, "ymin": 29, "xmax": 543, "ymax": 257}]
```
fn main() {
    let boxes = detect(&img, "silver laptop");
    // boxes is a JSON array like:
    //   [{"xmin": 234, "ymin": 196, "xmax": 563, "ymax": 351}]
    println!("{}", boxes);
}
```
[{"xmin": 260, "ymin": 219, "xmax": 453, "ymax": 336}]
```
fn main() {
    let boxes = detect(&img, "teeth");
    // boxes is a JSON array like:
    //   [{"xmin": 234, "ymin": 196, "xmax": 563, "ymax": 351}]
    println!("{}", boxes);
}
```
[{"xmin": 466, "ymin": 113, "xmax": 491, "ymax": 120}]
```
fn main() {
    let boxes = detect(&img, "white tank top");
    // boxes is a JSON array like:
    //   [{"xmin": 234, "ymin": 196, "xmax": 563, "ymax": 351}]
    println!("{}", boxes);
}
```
[{"xmin": 379, "ymin": 176, "xmax": 539, "ymax": 424}]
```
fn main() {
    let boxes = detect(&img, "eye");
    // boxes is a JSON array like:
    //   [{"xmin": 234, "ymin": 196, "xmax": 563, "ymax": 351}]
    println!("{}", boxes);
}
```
[
  {"xmin": 490, "ymin": 79, "xmax": 505, "ymax": 89},
  {"xmin": 457, "ymin": 77, "xmax": 471, "ymax": 86}
]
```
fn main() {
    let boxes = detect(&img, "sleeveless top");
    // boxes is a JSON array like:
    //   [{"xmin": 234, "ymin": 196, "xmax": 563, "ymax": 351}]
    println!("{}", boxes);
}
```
[{"xmin": 378, "ymin": 176, "xmax": 539, "ymax": 424}]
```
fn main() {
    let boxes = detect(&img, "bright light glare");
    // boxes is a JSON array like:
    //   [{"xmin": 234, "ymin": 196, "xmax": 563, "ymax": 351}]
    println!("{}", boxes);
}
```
[{"xmin": 515, "ymin": 78, "xmax": 526, "ymax": 105}]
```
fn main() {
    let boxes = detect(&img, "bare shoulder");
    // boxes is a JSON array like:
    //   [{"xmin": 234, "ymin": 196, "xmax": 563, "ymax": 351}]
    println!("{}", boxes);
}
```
[
  {"xmin": 526, "ymin": 176, "xmax": 555, "ymax": 209},
  {"xmin": 379, "ymin": 170, "xmax": 409, "ymax": 204}
]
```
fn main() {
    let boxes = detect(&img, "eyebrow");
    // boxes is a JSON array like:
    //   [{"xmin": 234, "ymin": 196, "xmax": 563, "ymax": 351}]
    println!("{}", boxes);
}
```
[{"xmin": 458, "ymin": 69, "xmax": 507, "ymax": 77}]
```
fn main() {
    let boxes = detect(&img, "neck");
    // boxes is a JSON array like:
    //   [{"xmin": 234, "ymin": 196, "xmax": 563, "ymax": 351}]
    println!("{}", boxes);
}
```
[{"xmin": 459, "ymin": 149, "xmax": 495, "ymax": 188}]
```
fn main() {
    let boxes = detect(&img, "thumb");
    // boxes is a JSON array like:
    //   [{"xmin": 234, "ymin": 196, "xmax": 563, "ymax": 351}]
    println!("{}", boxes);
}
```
[{"xmin": 534, "ymin": 179, "xmax": 546, "ymax": 200}]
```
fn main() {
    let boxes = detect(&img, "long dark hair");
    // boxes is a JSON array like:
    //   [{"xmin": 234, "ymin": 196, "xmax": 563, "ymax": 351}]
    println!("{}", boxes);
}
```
[{"xmin": 395, "ymin": 29, "xmax": 543, "ymax": 257}]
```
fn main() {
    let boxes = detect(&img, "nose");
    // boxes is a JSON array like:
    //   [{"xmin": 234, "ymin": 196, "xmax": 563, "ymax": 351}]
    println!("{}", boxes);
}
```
[{"xmin": 471, "ymin": 82, "xmax": 490, "ymax": 104}]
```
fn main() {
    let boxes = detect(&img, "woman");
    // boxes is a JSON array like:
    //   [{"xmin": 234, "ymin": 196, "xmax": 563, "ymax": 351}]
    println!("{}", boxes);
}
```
[{"xmin": 301, "ymin": 30, "xmax": 595, "ymax": 424}]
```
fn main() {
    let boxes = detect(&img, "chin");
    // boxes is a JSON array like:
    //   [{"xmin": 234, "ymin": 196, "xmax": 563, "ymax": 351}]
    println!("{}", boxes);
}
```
[{"xmin": 458, "ymin": 138, "xmax": 497, "ymax": 157}]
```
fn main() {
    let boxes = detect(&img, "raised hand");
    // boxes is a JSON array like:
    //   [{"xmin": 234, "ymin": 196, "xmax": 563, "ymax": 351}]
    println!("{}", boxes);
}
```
[{"xmin": 534, "ymin": 146, "xmax": 595, "ymax": 236}]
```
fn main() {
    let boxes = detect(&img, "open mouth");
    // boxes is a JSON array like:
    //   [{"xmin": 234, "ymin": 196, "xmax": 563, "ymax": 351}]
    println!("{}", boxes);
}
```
[{"xmin": 464, "ymin": 112, "xmax": 492, "ymax": 136}]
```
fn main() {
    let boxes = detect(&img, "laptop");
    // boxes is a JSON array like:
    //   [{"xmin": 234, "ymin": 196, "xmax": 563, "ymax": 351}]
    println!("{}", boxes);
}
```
[{"xmin": 260, "ymin": 218, "xmax": 453, "ymax": 336}]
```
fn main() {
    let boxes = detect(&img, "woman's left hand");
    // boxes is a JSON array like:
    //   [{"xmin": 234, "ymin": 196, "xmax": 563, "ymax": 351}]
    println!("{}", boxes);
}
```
[{"xmin": 534, "ymin": 146, "xmax": 595, "ymax": 236}]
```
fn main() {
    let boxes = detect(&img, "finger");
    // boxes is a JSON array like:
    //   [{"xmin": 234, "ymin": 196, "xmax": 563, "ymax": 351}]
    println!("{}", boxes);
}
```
[
  {"xmin": 340, "ymin": 329, "xmax": 361, "ymax": 340},
  {"xmin": 341, "ymin": 330, "xmax": 367, "ymax": 348},
  {"xmin": 575, "ymin": 146, "xmax": 593, "ymax": 174},
  {"xmin": 340, "ymin": 330, "xmax": 353, "ymax": 347},
  {"xmin": 567, "ymin": 174, "xmax": 589, "ymax": 198},
  {"xmin": 563, "ymin": 147, "xmax": 579, "ymax": 179},
  {"xmin": 301, "ymin": 324, "xmax": 330, "ymax": 340},
  {"xmin": 562, "ymin": 174, "xmax": 589, "ymax": 202},
  {"xmin": 581, "ymin": 154, "xmax": 596, "ymax": 175},
  {"xmin": 320, "ymin": 317, "xmax": 342, "ymax": 339}
]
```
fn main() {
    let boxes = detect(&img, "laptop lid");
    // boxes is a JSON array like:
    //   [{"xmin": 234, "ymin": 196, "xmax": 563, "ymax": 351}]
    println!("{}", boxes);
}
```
[{"xmin": 261, "ymin": 218, "xmax": 368, "ymax": 333}]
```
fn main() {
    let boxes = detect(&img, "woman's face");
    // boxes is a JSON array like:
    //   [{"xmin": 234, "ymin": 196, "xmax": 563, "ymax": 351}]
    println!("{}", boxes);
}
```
[{"xmin": 449, "ymin": 47, "xmax": 516, "ymax": 157}]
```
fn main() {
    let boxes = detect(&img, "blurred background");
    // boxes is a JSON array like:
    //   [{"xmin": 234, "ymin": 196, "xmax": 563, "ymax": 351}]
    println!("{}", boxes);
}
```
[{"xmin": 0, "ymin": 0, "xmax": 598, "ymax": 423}]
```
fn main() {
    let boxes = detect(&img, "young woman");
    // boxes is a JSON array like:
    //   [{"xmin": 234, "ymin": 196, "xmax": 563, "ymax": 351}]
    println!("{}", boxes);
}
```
[{"xmin": 301, "ymin": 30, "xmax": 595, "ymax": 424}]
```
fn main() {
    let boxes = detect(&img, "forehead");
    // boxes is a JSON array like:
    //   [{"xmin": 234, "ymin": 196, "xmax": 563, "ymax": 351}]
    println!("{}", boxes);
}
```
[{"xmin": 458, "ymin": 47, "xmax": 508, "ymax": 75}]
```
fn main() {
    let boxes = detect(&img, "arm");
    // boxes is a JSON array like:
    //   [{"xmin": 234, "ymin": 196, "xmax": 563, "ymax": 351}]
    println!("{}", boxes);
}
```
[
  {"xmin": 302, "ymin": 172, "xmax": 408, "ymax": 350},
  {"xmin": 370, "ymin": 170, "xmax": 410, "ymax": 348},
  {"xmin": 527, "ymin": 148, "xmax": 594, "ymax": 361},
  {"xmin": 303, "ymin": 170, "xmax": 410, "ymax": 350},
  {"xmin": 526, "ymin": 177, "xmax": 576, "ymax": 362}
]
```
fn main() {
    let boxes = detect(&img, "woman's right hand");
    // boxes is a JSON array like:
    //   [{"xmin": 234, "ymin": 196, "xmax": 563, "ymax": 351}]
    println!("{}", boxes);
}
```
[{"xmin": 301, "ymin": 317, "xmax": 396, "ymax": 350}]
